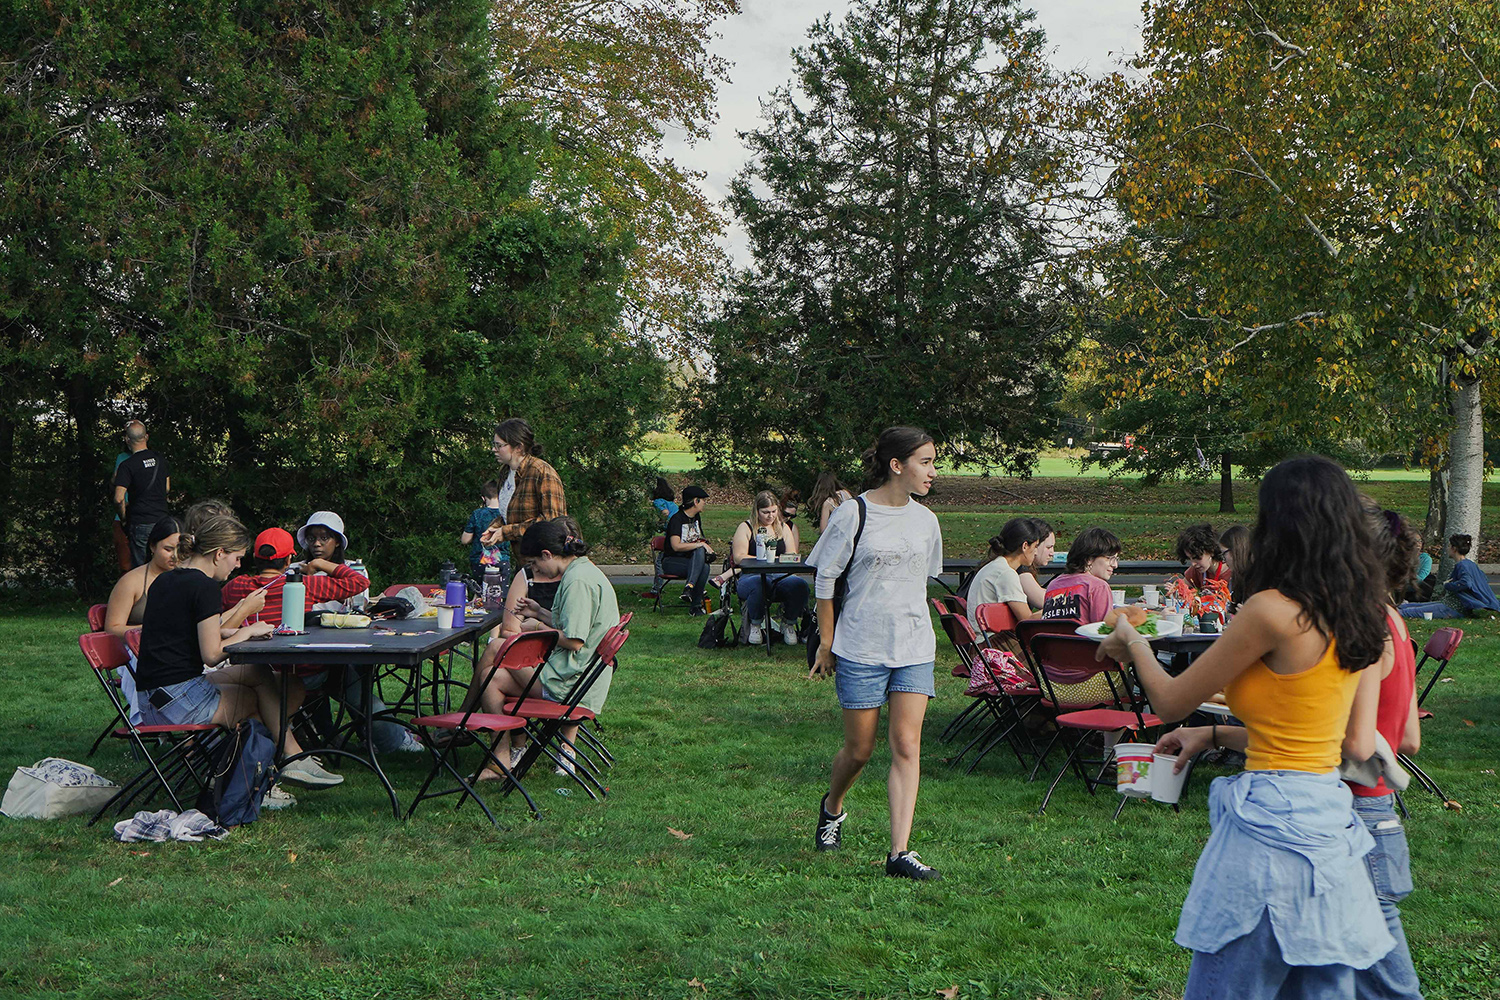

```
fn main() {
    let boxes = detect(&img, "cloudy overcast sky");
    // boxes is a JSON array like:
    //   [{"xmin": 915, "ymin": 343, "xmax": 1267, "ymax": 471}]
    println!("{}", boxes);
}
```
[{"xmin": 664, "ymin": 0, "xmax": 1146, "ymax": 265}]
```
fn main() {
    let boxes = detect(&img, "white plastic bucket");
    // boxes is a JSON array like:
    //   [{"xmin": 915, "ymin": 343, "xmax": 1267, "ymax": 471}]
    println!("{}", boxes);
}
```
[
  {"xmin": 435, "ymin": 605, "xmax": 456, "ymax": 629},
  {"xmin": 1111, "ymin": 589, "xmax": 1127, "ymax": 606},
  {"xmin": 1113, "ymin": 743, "xmax": 1155, "ymax": 797},
  {"xmin": 1151, "ymin": 754, "xmax": 1188, "ymax": 804}
]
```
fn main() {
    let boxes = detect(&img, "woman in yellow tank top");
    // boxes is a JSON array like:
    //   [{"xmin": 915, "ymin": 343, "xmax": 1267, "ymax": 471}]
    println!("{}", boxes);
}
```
[{"xmin": 1097, "ymin": 456, "xmax": 1392, "ymax": 999}]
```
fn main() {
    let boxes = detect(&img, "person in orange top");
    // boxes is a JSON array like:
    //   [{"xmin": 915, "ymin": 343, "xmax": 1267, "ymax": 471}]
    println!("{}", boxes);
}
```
[{"xmin": 1101, "ymin": 456, "xmax": 1392, "ymax": 998}]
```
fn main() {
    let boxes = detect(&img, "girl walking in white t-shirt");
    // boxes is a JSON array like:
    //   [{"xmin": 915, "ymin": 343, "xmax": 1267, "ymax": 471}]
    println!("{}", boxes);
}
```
[{"xmin": 807, "ymin": 427, "xmax": 945, "ymax": 880}]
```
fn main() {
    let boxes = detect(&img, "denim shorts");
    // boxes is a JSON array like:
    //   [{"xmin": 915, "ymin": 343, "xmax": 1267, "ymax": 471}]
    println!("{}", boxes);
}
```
[
  {"xmin": 139, "ymin": 674, "xmax": 222, "ymax": 727},
  {"xmin": 834, "ymin": 657, "xmax": 935, "ymax": 710}
]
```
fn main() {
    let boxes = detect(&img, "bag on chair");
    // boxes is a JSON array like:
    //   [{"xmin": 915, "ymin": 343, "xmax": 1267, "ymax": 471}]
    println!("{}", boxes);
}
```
[
  {"xmin": 195, "ymin": 720, "xmax": 277, "ymax": 827},
  {"xmin": 1, "ymin": 758, "xmax": 120, "ymax": 820}
]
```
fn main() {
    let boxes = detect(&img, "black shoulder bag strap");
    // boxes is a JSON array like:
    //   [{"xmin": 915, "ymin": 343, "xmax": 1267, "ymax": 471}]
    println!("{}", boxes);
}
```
[{"xmin": 830, "ymin": 497, "xmax": 867, "ymax": 615}]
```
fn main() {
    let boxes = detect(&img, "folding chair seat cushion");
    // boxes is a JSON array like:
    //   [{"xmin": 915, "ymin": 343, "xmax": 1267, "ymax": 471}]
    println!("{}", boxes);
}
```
[
  {"xmin": 1056, "ymin": 708, "xmax": 1162, "ymax": 731},
  {"xmin": 411, "ymin": 711, "xmax": 527, "ymax": 733},
  {"xmin": 127, "ymin": 723, "xmax": 220, "ymax": 736},
  {"xmin": 504, "ymin": 698, "xmax": 596, "ymax": 722}
]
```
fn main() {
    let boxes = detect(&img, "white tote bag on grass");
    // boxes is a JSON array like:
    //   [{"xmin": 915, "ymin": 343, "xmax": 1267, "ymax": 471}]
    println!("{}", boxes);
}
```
[{"xmin": 2, "ymin": 758, "xmax": 120, "ymax": 820}]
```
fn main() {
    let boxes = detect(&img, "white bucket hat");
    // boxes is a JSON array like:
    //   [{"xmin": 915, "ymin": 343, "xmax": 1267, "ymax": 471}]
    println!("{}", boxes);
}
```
[{"xmin": 297, "ymin": 511, "xmax": 348, "ymax": 552}]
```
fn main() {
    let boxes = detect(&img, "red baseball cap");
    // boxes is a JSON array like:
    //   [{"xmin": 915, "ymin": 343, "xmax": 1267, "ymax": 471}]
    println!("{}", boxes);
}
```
[{"xmin": 254, "ymin": 527, "xmax": 296, "ymax": 560}]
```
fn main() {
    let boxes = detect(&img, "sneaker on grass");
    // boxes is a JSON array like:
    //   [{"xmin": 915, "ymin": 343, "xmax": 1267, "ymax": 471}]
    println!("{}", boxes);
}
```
[
  {"xmin": 280, "ymin": 756, "xmax": 345, "ymax": 788},
  {"xmin": 815, "ymin": 794, "xmax": 846, "ymax": 852},
  {"xmin": 262, "ymin": 784, "xmax": 298, "ymax": 810},
  {"xmin": 553, "ymin": 744, "xmax": 576, "ymax": 777},
  {"xmin": 885, "ymin": 850, "xmax": 940, "ymax": 880},
  {"xmin": 781, "ymin": 620, "xmax": 798, "ymax": 645},
  {"xmin": 509, "ymin": 745, "xmax": 525, "ymax": 771},
  {"xmin": 392, "ymin": 729, "xmax": 424, "ymax": 753},
  {"xmin": 746, "ymin": 622, "xmax": 764, "ymax": 646}
]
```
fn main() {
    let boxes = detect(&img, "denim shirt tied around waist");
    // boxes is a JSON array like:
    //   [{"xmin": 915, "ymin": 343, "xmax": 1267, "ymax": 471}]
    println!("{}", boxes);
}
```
[{"xmin": 1175, "ymin": 769, "xmax": 1395, "ymax": 968}]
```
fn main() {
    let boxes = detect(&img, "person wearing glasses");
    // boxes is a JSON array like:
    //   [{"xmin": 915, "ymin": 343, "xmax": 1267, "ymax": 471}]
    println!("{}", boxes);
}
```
[{"xmin": 1041, "ymin": 527, "xmax": 1122, "ymax": 623}]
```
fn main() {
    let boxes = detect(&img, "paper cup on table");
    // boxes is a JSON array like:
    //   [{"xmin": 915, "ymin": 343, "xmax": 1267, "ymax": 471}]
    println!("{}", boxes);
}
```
[
  {"xmin": 1160, "ymin": 611, "xmax": 1185, "ymax": 632},
  {"xmin": 1111, "ymin": 589, "xmax": 1127, "ymax": 607},
  {"xmin": 1143, "ymin": 590, "xmax": 1160, "ymax": 609},
  {"xmin": 1113, "ymin": 743, "xmax": 1155, "ymax": 797},
  {"xmin": 1151, "ymin": 754, "xmax": 1188, "ymax": 804},
  {"xmin": 435, "ymin": 605, "xmax": 456, "ymax": 629}
]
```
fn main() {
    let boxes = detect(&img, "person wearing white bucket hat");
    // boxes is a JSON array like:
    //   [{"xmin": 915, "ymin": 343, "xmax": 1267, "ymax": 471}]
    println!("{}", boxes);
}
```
[{"xmin": 297, "ymin": 511, "xmax": 348, "ymax": 558}]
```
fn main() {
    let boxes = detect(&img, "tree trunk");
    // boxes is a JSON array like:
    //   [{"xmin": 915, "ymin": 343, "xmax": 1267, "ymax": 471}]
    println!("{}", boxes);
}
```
[
  {"xmin": 1440, "ymin": 374, "xmax": 1484, "ymax": 579},
  {"xmin": 1422, "ymin": 464, "xmax": 1448, "ymax": 550},
  {"xmin": 1218, "ymin": 451, "xmax": 1235, "ymax": 513}
]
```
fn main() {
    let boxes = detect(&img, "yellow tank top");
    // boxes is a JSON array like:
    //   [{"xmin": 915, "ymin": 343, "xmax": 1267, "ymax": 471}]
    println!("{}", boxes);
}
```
[{"xmin": 1223, "ymin": 638, "xmax": 1361, "ymax": 772}]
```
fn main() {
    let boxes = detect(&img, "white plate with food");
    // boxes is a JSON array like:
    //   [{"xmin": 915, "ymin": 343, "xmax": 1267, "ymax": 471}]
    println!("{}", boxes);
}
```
[{"xmin": 1075, "ymin": 607, "xmax": 1183, "ymax": 641}]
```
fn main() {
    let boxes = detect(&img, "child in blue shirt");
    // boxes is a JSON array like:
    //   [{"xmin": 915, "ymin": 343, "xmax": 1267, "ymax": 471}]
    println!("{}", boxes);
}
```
[
  {"xmin": 1399, "ymin": 533, "xmax": 1500, "ymax": 618},
  {"xmin": 461, "ymin": 480, "xmax": 508, "ymax": 583}
]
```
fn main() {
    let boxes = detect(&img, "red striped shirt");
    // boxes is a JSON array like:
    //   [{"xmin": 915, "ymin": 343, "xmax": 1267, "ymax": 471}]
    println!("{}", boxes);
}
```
[{"xmin": 221, "ymin": 565, "xmax": 369, "ymax": 625}]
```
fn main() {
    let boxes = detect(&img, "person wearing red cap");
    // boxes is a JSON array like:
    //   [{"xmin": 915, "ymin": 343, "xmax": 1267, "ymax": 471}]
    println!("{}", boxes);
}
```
[{"xmin": 220, "ymin": 527, "xmax": 369, "ymax": 626}]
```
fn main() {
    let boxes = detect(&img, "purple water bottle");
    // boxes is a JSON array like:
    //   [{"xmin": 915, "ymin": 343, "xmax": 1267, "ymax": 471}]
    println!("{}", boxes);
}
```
[{"xmin": 445, "ymin": 580, "xmax": 466, "ymax": 625}]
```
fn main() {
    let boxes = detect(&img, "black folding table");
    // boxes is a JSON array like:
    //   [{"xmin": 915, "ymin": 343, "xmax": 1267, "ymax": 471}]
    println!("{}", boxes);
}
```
[{"xmin": 224, "ymin": 609, "xmax": 504, "ymax": 817}]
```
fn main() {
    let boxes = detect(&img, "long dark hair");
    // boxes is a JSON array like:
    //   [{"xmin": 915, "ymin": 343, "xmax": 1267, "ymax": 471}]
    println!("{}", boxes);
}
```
[
  {"xmin": 809, "ymin": 471, "xmax": 848, "ymax": 517},
  {"xmin": 978, "ymin": 517, "xmax": 1044, "ymax": 569},
  {"xmin": 1243, "ymin": 456, "xmax": 1386, "ymax": 672},
  {"xmin": 860, "ymin": 426, "xmax": 934, "ymax": 488},
  {"xmin": 1219, "ymin": 525, "xmax": 1251, "ymax": 604},
  {"xmin": 494, "ymin": 418, "xmax": 543, "ymax": 459}
]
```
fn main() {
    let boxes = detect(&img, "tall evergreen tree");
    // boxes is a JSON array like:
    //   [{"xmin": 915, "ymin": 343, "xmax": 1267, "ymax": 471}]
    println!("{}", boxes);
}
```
[{"xmin": 682, "ymin": 0, "xmax": 1088, "ymax": 484}]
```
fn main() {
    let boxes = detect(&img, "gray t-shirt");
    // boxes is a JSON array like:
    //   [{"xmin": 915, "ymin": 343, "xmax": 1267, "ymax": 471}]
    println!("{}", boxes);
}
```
[
  {"xmin": 967, "ymin": 557, "xmax": 1027, "ymax": 634},
  {"xmin": 807, "ymin": 494, "xmax": 944, "ymax": 667}
]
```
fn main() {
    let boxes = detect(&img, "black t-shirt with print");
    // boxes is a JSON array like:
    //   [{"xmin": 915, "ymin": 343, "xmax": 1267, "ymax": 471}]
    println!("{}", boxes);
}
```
[
  {"xmin": 136, "ymin": 568, "xmax": 222, "ymax": 689},
  {"xmin": 113, "ymin": 449, "xmax": 171, "ymax": 527},
  {"xmin": 664, "ymin": 510, "xmax": 707, "ymax": 556}
]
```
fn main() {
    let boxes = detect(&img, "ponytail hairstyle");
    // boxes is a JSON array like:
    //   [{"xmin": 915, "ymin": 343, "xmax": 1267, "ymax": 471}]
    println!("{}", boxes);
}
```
[
  {"xmin": 519, "ymin": 517, "xmax": 589, "ymax": 559},
  {"xmin": 494, "ymin": 418, "xmax": 543, "ymax": 459},
  {"xmin": 1243, "ymin": 455, "xmax": 1386, "ymax": 672},
  {"xmin": 978, "ymin": 517, "xmax": 1043, "ymax": 569},
  {"xmin": 860, "ymin": 426, "xmax": 935, "ymax": 489},
  {"xmin": 175, "ymin": 513, "xmax": 251, "ymax": 565},
  {"xmin": 1360, "ymin": 497, "xmax": 1419, "ymax": 602}
]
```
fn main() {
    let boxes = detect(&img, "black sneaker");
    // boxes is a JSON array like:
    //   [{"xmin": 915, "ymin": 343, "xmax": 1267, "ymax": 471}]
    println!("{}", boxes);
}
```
[
  {"xmin": 815, "ymin": 794, "xmax": 846, "ymax": 851},
  {"xmin": 688, "ymin": 605, "xmax": 707, "ymax": 617},
  {"xmin": 885, "ymin": 850, "xmax": 940, "ymax": 880}
]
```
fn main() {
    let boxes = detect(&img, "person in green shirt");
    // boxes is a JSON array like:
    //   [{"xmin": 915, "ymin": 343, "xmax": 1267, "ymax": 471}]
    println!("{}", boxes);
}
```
[{"xmin": 478, "ymin": 517, "xmax": 620, "ymax": 778}]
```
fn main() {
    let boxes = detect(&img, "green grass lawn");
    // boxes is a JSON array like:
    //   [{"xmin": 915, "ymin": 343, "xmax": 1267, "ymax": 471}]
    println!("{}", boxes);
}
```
[{"xmin": 2, "ymin": 600, "xmax": 1498, "ymax": 999}]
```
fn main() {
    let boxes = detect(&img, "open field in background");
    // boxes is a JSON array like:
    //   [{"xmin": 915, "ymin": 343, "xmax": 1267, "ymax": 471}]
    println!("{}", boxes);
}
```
[
  {"xmin": 1, "ymin": 601, "xmax": 1499, "ymax": 1000},
  {"xmin": 610, "ymin": 477, "xmax": 1500, "ymax": 565}
]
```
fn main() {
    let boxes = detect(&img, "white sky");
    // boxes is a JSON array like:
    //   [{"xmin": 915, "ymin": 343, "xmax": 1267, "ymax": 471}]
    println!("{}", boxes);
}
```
[{"xmin": 663, "ymin": 0, "xmax": 1146, "ymax": 265}]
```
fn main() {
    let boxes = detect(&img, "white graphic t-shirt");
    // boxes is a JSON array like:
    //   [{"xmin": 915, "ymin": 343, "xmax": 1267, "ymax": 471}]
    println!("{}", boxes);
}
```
[{"xmin": 807, "ymin": 494, "xmax": 944, "ymax": 667}]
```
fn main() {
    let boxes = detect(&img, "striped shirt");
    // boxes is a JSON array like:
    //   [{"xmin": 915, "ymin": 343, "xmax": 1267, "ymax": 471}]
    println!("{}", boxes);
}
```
[{"xmin": 220, "ymin": 564, "xmax": 369, "ymax": 625}]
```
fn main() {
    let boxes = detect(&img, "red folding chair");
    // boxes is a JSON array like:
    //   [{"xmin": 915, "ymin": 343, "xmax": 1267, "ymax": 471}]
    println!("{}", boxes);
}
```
[
  {"xmin": 931, "ymin": 598, "xmax": 972, "ymax": 679},
  {"xmin": 84, "ymin": 620, "xmax": 132, "ymax": 758},
  {"xmin": 1415, "ymin": 627, "xmax": 1463, "ymax": 711},
  {"xmin": 406, "ymin": 631, "xmax": 558, "ymax": 826},
  {"xmin": 647, "ymin": 536, "xmax": 689, "ymax": 611},
  {"xmin": 506, "ymin": 625, "xmax": 631, "ymax": 801},
  {"xmin": 87, "ymin": 604, "xmax": 108, "ymax": 632},
  {"xmin": 937, "ymin": 594, "xmax": 967, "ymax": 618},
  {"xmin": 1028, "ymin": 633, "xmax": 1161, "ymax": 815},
  {"xmin": 1397, "ymin": 627, "xmax": 1463, "ymax": 804},
  {"xmin": 79, "ymin": 632, "xmax": 224, "ymax": 825},
  {"xmin": 936, "ymin": 612, "xmax": 1040, "ymax": 773}
]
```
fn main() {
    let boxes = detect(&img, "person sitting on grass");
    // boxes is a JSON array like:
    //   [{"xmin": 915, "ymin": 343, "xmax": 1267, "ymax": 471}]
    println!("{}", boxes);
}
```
[
  {"xmin": 1398, "ymin": 533, "xmax": 1500, "ymax": 619},
  {"xmin": 966, "ymin": 517, "xmax": 1046, "ymax": 634},
  {"xmin": 135, "ymin": 513, "xmax": 341, "ymax": 793},
  {"xmin": 721, "ymin": 490, "xmax": 808, "ymax": 645},
  {"xmin": 1177, "ymin": 522, "xmax": 1229, "ymax": 590},
  {"xmin": 476, "ymin": 518, "xmax": 620, "ymax": 777},
  {"xmin": 663, "ymin": 485, "xmax": 715, "ymax": 616},
  {"xmin": 1041, "ymin": 527, "xmax": 1121, "ymax": 623}
]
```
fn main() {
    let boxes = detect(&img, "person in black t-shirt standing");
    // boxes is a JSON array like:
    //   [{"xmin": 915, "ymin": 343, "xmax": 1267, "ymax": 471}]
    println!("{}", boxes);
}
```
[
  {"xmin": 663, "ymin": 485, "xmax": 715, "ymax": 616},
  {"xmin": 113, "ymin": 421, "xmax": 172, "ymax": 568}
]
